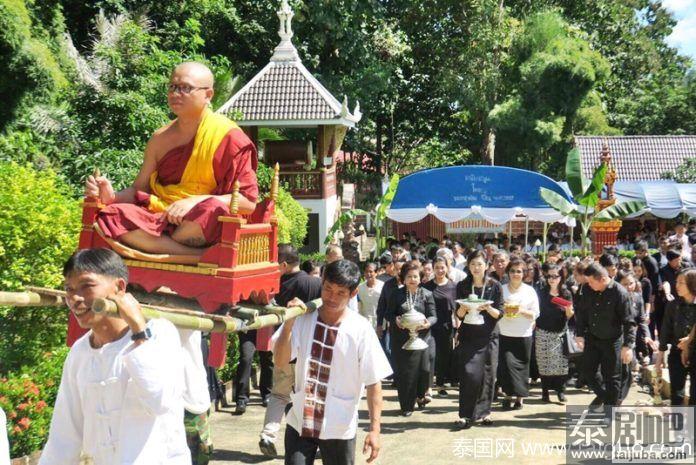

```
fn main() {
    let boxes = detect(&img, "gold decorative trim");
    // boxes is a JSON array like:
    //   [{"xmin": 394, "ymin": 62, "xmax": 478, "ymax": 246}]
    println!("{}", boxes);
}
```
[
  {"xmin": 81, "ymin": 201, "xmax": 101, "ymax": 208},
  {"xmin": 197, "ymin": 262, "xmax": 219, "ymax": 269},
  {"xmin": 238, "ymin": 233, "xmax": 270, "ymax": 266},
  {"xmin": 219, "ymin": 217, "xmax": 247, "ymax": 224},
  {"xmin": 124, "ymin": 259, "xmax": 219, "ymax": 276}
]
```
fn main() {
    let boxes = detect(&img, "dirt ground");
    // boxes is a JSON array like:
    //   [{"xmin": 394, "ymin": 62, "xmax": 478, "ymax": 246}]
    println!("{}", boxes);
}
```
[{"xmin": 208, "ymin": 378, "xmax": 654, "ymax": 465}]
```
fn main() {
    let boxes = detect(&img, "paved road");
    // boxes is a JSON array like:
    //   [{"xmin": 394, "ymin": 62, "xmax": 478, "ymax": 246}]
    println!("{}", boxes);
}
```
[{"xmin": 209, "ymin": 379, "xmax": 654, "ymax": 465}]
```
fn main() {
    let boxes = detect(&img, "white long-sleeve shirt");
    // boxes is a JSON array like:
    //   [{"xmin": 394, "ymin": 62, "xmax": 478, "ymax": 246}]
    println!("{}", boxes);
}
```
[
  {"xmin": 0, "ymin": 407, "xmax": 9, "ymax": 465},
  {"xmin": 178, "ymin": 329, "xmax": 211, "ymax": 415},
  {"xmin": 39, "ymin": 319, "xmax": 191, "ymax": 465}
]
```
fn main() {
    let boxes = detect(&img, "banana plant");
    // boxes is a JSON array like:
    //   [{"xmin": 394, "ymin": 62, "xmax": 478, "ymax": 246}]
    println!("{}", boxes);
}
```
[
  {"xmin": 374, "ymin": 174, "xmax": 400, "ymax": 255},
  {"xmin": 540, "ymin": 148, "xmax": 646, "ymax": 255},
  {"xmin": 324, "ymin": 208, "xmax": 369, "ymax": 246}
]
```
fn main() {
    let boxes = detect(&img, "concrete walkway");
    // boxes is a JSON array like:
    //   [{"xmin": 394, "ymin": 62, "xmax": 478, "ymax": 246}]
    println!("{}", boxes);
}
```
[{"xmin": 209, "ymin": 379, "xmax": 654, "ymax": 465}]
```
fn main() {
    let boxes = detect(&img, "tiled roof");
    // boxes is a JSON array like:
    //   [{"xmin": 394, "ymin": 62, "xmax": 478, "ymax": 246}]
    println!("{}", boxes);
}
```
[
  {"xmin": 575, "ymin": 135, "xmax": 696, "ymax": 181},
  {"xmin": 221, "ymin": 63, "xmax": 335, "ymax": 121},
  {"xmin": 218, "ymin": 61, "xmax": 360, "ymax": 126},
  {"xmin": 217, "ymin": 0, "xmax": 361, "ymax": 127}
]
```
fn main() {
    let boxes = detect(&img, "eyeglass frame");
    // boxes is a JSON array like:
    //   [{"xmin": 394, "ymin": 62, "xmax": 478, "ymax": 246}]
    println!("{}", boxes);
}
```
[{"xmin": 167, "ymin": 83, "xmax": 211, "ymax": 95}]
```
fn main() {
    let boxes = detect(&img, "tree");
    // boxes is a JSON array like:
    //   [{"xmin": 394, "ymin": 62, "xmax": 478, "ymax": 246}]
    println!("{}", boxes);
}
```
[
  {"xmin": 488, "ymin": 10, "xmax": 612, "ymax": 176},
  {"xmin": 662, "ymin": 157, "xmax": 696, "ymax": 184},
  {"xmin": 0, "ymin": 0, "xmax": 68, "ymax": 130}
]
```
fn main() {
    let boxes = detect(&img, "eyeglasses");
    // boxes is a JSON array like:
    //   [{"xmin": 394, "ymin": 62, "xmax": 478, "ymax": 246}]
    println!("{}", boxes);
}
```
[
  {"xmin": 509, "ymin": 269, "xmax": 524, "ymax": 274},
  {"xmin": 547, "ymin": 274, "xmax": 561, "ymax": 279},
  {"xmin": 167, "ymin": 84, "xmax": 210, "ymax": 95}
]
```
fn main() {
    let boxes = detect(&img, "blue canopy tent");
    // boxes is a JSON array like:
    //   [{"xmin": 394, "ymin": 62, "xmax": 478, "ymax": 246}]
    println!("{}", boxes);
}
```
[{"xmin": 387, "ymin": 165, "xmax": 575, "ymax": 226}]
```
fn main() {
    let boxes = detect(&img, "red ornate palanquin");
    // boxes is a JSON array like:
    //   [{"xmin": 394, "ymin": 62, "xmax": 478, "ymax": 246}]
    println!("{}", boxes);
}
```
[{"xmin": 71, "ymin": 167, "xmax": 281, "ymax": 367}]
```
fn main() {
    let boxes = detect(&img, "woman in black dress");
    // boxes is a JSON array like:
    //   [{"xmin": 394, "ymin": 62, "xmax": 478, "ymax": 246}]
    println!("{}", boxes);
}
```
[
  {"xmin": 423, "ymin": 257, "xmax": 458, "ymax": 396},
  {"xmin": 454, "ymin": 250, "xmax": 503, "ymax": 429},
  {"xmin": 387, "ymin": 261, "xmax": 437, "ymax": 416},
  {"xmin": 534, "ymin": 263, "xmax": 574, "ymax": 403},
  {"xmin": 656, "ymin": 269, "xmax": 696, "ymax": 406}
]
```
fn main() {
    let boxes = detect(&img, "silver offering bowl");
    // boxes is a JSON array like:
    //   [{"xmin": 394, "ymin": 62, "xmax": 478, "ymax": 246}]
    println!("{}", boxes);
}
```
[
  {"xmin": 456, "ymin": 296, "xmax": 493, "ymax": 325},
  {"xmin": 399, "ymin": 308, "xmax": 429, "ymax": 351}
]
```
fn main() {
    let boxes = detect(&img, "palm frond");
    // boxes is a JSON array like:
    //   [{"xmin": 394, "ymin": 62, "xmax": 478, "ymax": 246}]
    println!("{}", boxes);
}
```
[{"xmin": 63, "ymin": 33, "xmax": 103, "ymax": 91}]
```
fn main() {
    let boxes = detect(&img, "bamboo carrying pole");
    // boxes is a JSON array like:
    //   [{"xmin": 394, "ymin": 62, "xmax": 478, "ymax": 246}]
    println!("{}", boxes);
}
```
[{"xmin": 0, "ymin": 287, "xmax": 321, "ymax": 333}]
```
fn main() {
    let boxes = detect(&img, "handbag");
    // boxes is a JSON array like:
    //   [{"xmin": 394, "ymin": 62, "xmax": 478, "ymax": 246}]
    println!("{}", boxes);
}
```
[{"xmin": 562, "ymin": 327, "xmax": 583, "ymax": 358}]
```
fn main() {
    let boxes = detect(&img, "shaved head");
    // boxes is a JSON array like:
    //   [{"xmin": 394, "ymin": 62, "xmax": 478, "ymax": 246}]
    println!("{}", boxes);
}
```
[
  {"xmin": 167, "ymin": 62, "xmax": 215, "ymax": 117},
  {"xmin": 171, "ymin": 62, "xmax": 214, "ymax": 87}
]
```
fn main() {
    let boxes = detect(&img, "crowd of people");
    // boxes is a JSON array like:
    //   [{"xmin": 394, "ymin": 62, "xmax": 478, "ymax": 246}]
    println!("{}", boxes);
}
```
[
  {"xmin": 6, "ymin": 229, "xmax": 696, "ymax": 465},
  {"xmin": 4, "ymin": 57, "xmax": 696, "ymax": 465},
  {"xmin": 350, "ymin": 227, "xmax": 696, "ymax": 430}
]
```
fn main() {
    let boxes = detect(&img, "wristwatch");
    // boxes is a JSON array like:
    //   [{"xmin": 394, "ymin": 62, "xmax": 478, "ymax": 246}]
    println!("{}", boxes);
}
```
[{"xmin": 131, "ymin": 327, "xmax": 152, "ymax": 341}]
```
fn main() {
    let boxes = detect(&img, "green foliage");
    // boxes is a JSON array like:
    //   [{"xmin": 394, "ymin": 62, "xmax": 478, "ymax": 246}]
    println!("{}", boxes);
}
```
[
  {"xmin": 0, "ymin": 162, "xmax": 80, "ymax": 372},
  {"xmin": 276, "ymin": 188, "xmax": 308, "ymax": 249},
  {"xmin": 0, "ymin": 347, "xmax": 68, "ymax": 458},
  {"xmin": 257, "ymin": 162, "xmax": 308, "ymax": 249},
  {"xmin": 325, "ymin": 209, "xmax": 368, "ymax": 246},
  {"xmin": 490, "ymin": 10, "xmax": 612, "ymax": 175},
  {"xmin": 662, "ymin": 157, "xmax": 696, "ymax": 183},
  {"xmin": 375, "ymin": 174, "xmax": 400, "ymax": 254},
  {"xmin": 0, "ymin": 0, "xmax": 68, "ymax": 130}
]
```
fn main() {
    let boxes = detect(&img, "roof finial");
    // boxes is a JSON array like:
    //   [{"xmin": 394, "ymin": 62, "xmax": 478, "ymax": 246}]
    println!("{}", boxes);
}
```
[{"xmin": 271, "ymin": 0, "xmax": 300, "ymax": 62}]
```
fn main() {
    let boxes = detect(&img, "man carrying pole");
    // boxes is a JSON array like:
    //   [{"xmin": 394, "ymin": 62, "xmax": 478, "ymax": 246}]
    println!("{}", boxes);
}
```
[
  {"xmin": 274, "ymin": 260, "xmax": 392, "ymax": 465},
  {"xmin": 39, "ymin": 248, "xmax": 192, "ymax": 464}
]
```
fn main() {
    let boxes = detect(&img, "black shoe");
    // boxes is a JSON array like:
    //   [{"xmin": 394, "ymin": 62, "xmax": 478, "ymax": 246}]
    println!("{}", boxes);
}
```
[
  {"xmin": 557, "ymin": 392, "xmax": 567, "ymax": 404},
  {"xmin": 513, "ymin": 400, "xmax": 523, "ymax": 410},
  {"xmin": 438, "ymin": 389, "xmax": 448, "ymax": 397},
  {"xmin": 480, "ymin": 417, "xmax": 493, "ymax": 426},
  {"xmin": 262, "ymin": 395, "xmax": 270, "ymax": 407},
  {"xmin": 502, "ymin": 399, "xmax": 511, "ymax": 410},
  {"xmin": 258, "ymin": 438, "xmax": 277, "ymax": 457},
  {"xmin": 541, "ymin": 390, "xmax": 550, "ymax": 403},
  {"xmin": 588, "ymin": 396, "xmax": 603, "ymax": 413},
  {"xmin": 402, "ymin": 410, "xmax": 413, "ymax": 417},
  {"xmin": 235, "ymin": 401, "xmax": 247, "ymax": 415}
]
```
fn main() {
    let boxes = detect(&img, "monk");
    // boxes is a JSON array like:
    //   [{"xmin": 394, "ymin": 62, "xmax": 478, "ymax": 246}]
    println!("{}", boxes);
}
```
[{"xmin": 87, "ymin": 61, "xmax": 258, "ymax": 256}]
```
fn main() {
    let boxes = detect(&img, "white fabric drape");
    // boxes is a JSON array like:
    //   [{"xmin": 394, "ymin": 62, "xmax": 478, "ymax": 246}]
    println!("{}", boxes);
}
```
[{"xmin": 387, "ymin": 206, "xmax": 574, "ymax": 226}]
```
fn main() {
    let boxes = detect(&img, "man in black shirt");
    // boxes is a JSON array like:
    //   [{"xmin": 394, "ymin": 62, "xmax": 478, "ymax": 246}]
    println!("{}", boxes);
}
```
[
  {"xmin": 376, "ymin": 254, "xmax": 396, "ymax": 283},
  {"xmin": 635, "ymin": 240, "xmax": 662, "ymax": 338},
  {"xmin": 375, "ymin": 260, "xmax": 404, "ymax": 377},
  {"xmin": 575, "ymin": 263, "xmax": 635, "ymax": 410},
  {"xmin": 259, "ymin": 243, "xmax": 322, "ymax": 457}
]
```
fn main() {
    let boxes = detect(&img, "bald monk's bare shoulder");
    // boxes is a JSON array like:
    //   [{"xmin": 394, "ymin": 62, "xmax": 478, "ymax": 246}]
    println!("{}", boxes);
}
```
[{"xmin": 147, "ymin": 121, "xmax": 194, "ymax": 162}]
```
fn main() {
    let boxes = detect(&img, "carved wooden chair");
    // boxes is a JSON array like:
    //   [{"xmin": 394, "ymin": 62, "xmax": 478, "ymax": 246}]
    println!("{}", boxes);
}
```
[{"xmin": 71, "ymin": 164, "xmax": 282, "ymax": 366}]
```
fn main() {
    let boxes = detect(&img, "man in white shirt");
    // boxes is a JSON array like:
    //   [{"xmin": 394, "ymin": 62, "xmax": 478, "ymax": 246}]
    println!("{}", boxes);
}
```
[
  {"xmin": 273, "ymin": 260, "xmax": 392, "ymax": 465},
  {"xmin": 357, "ymin": 262, "xmax": 384, "ymax": 329},
  {"xmin": 0, "ymin": 408, "xmax": 9, "ymax": 465},
  {"xmin": 436, "ymin": 248, "xmax": 466, "ymax": 283},
  {"xmin": 452, "ymin": 242, "xmax": 467, "ymax": 271},
  {"xmin": 39, "ymin": 248, "xmax": 190, "ymax": 465},
  {"xmin": 669, "ymin": 223, "xmax": 690, "ymax": 259},
  {"xmin": 324, "ymin": 245, "xmax": 359, "ymax": 312},
  {"xmin": 180, "ymin": 329, "xmax": 213, "ymax": 465}
]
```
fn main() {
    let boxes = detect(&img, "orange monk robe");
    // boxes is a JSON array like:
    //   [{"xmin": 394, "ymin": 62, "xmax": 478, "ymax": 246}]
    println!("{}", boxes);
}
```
[
  {"xmin": 97, "ymin": 109, "xmax": 258, "ymax": 244},
  {"xmin": 67, "ymin": 111, "xmax": 261, "ymax": 352}
]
